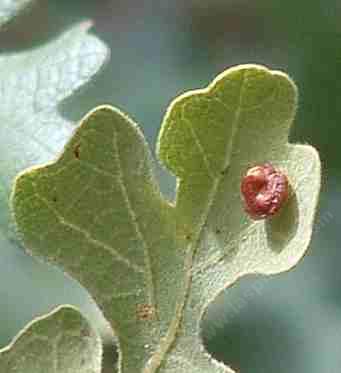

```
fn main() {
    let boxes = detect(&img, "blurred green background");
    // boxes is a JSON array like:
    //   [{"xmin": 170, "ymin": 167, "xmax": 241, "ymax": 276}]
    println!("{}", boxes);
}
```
[{"xmin": 0, "ymin": 0, "xmax": 340, "ymax": 372}]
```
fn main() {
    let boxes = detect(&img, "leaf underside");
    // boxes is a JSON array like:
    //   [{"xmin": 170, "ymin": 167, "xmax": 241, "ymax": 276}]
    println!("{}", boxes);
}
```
[
  {"xmin": 12, "ymin": 64, "xmax": 321, "ymax": 373},
  {"xmin": 0, "ymin": 2, "xmax": 108, "ymax": 372},
  {"xmin": 0, "ymin": 306, "xmax": 102, "ymax": 373}
]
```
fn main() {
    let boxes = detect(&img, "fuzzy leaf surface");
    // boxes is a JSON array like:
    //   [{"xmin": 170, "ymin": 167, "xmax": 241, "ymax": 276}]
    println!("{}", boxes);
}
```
[
  {"xmin": 12, "ymin": 65, "xmax": 321, "ymax": 373},
  {"xmin": 0, "ymin": 306, "xmax": 102, "ymax": 373},
  {"xmin": 0, "ymin": 10, "xmax": 108, "ymax": 373},
  {"xmin": 0, "ymin": 21, "xmax": 108, "ymax": 238}
]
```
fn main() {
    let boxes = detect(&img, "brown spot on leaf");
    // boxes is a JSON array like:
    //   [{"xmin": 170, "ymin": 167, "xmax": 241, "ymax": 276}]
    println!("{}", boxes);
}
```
[
  {"xmin": 74, "ymin": 143, "xmax": 81, "ymax": 159},
  {"xmin": 136, "ymin": 304, "xmax": 155, "ymax": 321},
  {"xmin": 80, "ymin": 328, "xmax": 90, "ymax": 338}
]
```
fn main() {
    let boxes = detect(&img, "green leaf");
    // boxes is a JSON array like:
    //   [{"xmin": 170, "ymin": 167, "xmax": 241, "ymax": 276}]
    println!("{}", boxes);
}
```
[
  {"xmin": 0, "ymin": 20, "xmax": 108, "ymax": 243},
  {"xmin": 12, "ymin": 65, "xmax": 321, "ymax": 372},
  {"xmin": 0, "ymin": 306, "xmax": 102, "ymax": 373},
  {"xmin": 0, "ymin": 21, "xmax": 108, "ymax": 225},
  {"xmin": 0, "ymin": 0, "xmax": 34, "ymax": 27},
  {"xmin": 0, "ymin": 12, "xmax": 108, "ymax": 373}
]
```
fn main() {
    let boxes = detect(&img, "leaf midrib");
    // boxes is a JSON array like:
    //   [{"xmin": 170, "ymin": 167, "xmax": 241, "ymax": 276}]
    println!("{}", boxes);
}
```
[
  {"xmin": 142, "ymin": 71, "xmax": 246, "ymax": 373},
  {"xmin": 112, "ymin": 126, "xmax": 157, "ymax": 311}
]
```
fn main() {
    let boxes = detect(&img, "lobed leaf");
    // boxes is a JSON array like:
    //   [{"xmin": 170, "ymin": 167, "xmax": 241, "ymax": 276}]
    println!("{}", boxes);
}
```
[
  {"xmin": 0, "ymin": 306, "xmax": 102, "ymax": 373},
  {"xmin": 12, "ymin": 65, "xmax": 321, "ymax": 372},
  {"xmin": 0, "ymin": 8, "xmax": 109, "ymax": 373},
  {"xmin": 0, "ymin": 21, "xmax": 108, "ymax": 238}
]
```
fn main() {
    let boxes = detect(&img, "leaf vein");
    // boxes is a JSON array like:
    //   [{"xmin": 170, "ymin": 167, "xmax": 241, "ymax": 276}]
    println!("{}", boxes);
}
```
[
  {"xmin": 143, "ymin": 71, "xmax": 247, "ymax": 373},
  {"xmin": 181, "ymin": 110, "xmax": 215, "ymax": 179},
  {"xmin": 111, "ymin": 127, "xmax": 157, "ymax": 313},
  {"xmin": 35, "ymin": 194, "xmax": 144, "ymax": 273}
]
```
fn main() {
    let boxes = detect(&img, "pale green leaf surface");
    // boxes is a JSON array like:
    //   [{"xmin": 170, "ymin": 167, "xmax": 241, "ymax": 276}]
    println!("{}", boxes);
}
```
[
  {"xmin": 0, "ymin": 306, "xmax": 102, "ymax": 373},
  {"xmin": 0, "ymin": 15, "xmax": 108, "ymax": 373},
  {"xmin": 0, "ymin": 0, "xmax": 33, "ymax": 27},
  {"xmin": 0, "ymin": 21, "xmax": 108, "ymax": 238},
  {"xmin": 12, "ymin": 106, "xmax": 184, "ymax": 373},
  {"xmin": 12, "ymin": 65, "xmax": 321, "ymax": 373}
]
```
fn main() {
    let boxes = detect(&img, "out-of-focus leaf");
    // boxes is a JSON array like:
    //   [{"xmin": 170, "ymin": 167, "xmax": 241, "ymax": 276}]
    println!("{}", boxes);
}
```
[
  {"xmin": 0, "ymin": 0, "xmax": 34, "ymax": 27},
  {"xmin": 0, "ymin": 10, "xmax": 109, "ymax": 372},
  {"xmin": 0, "ymin": 306, "xmax": 102, "ymax": 373},
  {"xmin": 0, "ymin": 21, "xmax": 108, "ymax": 238}
]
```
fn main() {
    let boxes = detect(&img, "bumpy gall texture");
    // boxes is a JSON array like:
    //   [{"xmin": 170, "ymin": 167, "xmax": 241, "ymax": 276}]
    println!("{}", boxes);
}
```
[{"xmin": 240, "ymin": 163, "xmax": 289, "ymax": 220}]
